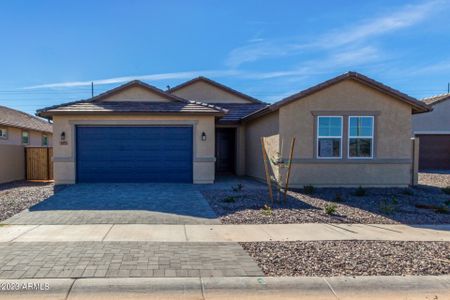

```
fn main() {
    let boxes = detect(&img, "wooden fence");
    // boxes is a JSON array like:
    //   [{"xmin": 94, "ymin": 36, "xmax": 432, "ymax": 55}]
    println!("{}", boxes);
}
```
[{"xmin": 25, "ymin": 147, "xmax": 53, "ymax": 181}]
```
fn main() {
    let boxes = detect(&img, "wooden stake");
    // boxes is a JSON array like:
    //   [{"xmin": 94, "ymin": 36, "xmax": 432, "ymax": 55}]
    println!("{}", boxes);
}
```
[
  {"xmin": 260, "ymin": 137, "xmax": 273, "ymax": 205},
  {"xmin": 283, "ymin": 137, "xmax": 296, "ymax": 204}
]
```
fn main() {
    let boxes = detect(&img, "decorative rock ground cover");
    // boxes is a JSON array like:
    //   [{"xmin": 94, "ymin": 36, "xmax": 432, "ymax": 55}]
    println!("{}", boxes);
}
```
[
  {"xmin": 202, "ymin": 186, "xmax": 450, "ymax": 224},
  {"xmin": 0, "ymin": 181, "xmax": 56, "ymax": 222},
  {"xmin": 241, "ymin": 240, "xmax": 450, "ymax": 276}
]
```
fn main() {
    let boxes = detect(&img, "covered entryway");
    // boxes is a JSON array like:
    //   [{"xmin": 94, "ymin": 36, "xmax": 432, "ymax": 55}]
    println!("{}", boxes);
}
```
[
  {"xmin": 215, "ymin": 128, "xmax": 236, "ymax": 174},
  {"xmin": 76, "ymin": 126, "xmax": 193, "ymax": 183},
  {"xmin": 417, "ymin": 134, "xmax": 450, "ymax": 170}
]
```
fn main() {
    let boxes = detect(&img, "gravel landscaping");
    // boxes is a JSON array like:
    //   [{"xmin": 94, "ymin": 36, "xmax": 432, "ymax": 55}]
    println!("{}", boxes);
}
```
[
  {"xmin": 202, "ymin": 173, "xmax": 450, "ymax": 225},
  {"xmin": 0, "ymin": 181, "xmax": 55, "ymax": 222},
  {"xmin": 419, "ymin": 170, "xmax": 450, "ymax": 188},
  {"xmin": 241, "ymin": 241, "xmax": 450, "ymax": 276}
]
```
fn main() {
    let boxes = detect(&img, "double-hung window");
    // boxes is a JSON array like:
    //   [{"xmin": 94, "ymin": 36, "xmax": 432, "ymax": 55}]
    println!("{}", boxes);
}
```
[
  {"xmin": 317, "ymin": 116, "xmax": 343, "ymax": 158},
  {"xmin": 22, "ymin": 131, "xmax": 29, "ymax": 145},
  {"xmin": 348, "ymin": 116, "xmax": 374, "ymax": 158}
]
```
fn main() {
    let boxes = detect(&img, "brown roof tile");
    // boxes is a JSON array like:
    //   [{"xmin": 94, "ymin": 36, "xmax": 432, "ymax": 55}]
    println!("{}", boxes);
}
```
[
  {"xmin": 422, "ymin": 93, "xmax": 450, "ymax": 106},
  {"xmin": 168, "ymin": 76, "xmax": 265, "ymax": 104},
  {"xmin": 214, "ymin": 103, "xmax": 268, "ymax": 123},
  {"xmin": 0, "ymin": 105, "xmax": 52, "ymax": 133}
]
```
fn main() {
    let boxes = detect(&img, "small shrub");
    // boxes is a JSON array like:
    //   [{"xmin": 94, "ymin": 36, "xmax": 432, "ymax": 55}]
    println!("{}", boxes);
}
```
[
  {"xmin": 441, "ymin": 186, "xmax": 450, "ymax": 195},
  {"xmin": 303, "ymin": 185, "xmax": 315, "ymax": 195},
  {"xmin": 261, "ymin": 204, "xmax": 273, "ymax": 216},
  {"xmin": 402, "ymin": 188, "xmax": 414, "ymax": 196},
  {"xmin": 324, "ymin": 203, "xmax": 337, "ymax": 215},
  {"xmin": 379, "ymin": 197, "xmax": 397, "ymax": 214},
  {"xmin": 223, "ymin": 196, "xmax": 236, "ymax": 203},
  {"xmin": 435, "ymin": 206, "xmax": 449, "ymax": 214},
  {"xmin": 232, "ymin": 183, "xmax": 244, "ymax": 193},
  {"xmin": 354, "ymin": 186, "xmax": 366, "ymax": 197},
  {"xmin": 333, "ymin": 192, "xmax": 343, "ymax": 202},
  {"xmin": 445, "ymin": 199, "xmax": 450, "ymax": 206}
]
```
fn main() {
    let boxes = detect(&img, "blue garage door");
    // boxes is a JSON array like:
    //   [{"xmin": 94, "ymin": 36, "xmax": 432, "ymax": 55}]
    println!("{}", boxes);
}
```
[{"xmin": 76, "ymin": 126, "xmax": 193, "ymax": 183}]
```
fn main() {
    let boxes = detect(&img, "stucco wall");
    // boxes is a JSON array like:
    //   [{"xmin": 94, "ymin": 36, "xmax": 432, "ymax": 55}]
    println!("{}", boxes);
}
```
[
  {"xmin": 244, "ymin": 111, "xmax": 280, "ymax": 181},
  {"xmin": 278, "ymin": 79, "xmax": 413, "ymax": 187},
  {"xmin": 102, "ymin": 86, "xmax": 171, "ymax": 102},
  {"xmin": 171, "ymin": 81, "xmax": 252, "ymax": 104},
  {"xmin": 52, "ymin": 115, "xmax": 215, "ymax": 184},
  {"xmin": 0, "ymin": 126, "xmax": 52, "ymax": 146},
  {"xmin": 412, "ymin": 100, "xmax": 450, "ymax": 133},
  {"xmin": 0, "ymin": 144, "xmax": 25, "ymax": 183}
]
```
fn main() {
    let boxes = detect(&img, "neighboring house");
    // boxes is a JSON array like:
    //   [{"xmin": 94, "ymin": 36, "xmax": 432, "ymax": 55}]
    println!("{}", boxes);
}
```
[
  {"xmin": 413, "ymin": 93, "xmax": 450, "ymax": 170},
  {"xmin": 37, "ymin": 72, "xmax": 430, "ymax": 187},
  {"xmin": 0, "ymin": 105, "xmax": 53, "ymax": 183}
]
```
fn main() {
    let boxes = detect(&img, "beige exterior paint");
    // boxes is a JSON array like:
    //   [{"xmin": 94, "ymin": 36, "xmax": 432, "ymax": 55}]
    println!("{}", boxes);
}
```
[
  {"xmin": 52, "ymin": 115, "xmax": 215, "ymax": 184},
  {"xmin": 245, "ymin": 111, "xmax": 280, "ymax": 181},
  {"xmin": 101, "ymin": 86, "xmax": 171, "ymax": 102},
  {"xmin": 0, "ymin": 145, "xmax": 25, "ymax": 183},
  {"xmin": 171, "ymin": 81, "xmax": 252, "ymax": 103},
  {"xmin": 412, "ymin": 99, "xmax": 450, "ymax": 133},
  {"xmin": 0, "ymin": 126, "xmax": 52, "ymax": 147},
  {"xmin": 245, "ymin": 79, "xmax": 414, "ymax": 187}
]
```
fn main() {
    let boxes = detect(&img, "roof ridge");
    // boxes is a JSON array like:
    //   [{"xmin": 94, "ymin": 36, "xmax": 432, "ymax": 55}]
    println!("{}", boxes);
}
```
[
  {"xmin": 421, "ymin": 92, "xmax": 450, "ymax": 100},
  {"xmin": 186, "ymin": 100, "xmax": 228, "ymax": 113}
]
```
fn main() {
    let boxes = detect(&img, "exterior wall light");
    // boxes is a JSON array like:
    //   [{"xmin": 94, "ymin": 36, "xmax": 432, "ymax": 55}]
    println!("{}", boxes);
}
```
[
  {"xmin": 201, "ymin": 132, "xmax": 207, "ymax": 141},
  {"xmin": 60, "ymin": 131, "xmax": 68, "ymax": 145}
]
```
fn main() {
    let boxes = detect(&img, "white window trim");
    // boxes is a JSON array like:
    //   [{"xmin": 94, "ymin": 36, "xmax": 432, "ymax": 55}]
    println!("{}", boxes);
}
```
[
  {"xmin": 348, "ymin": 116, "xmax": 374, "ymax": 159},
  {"xmin": 22, "ymin": 131, "xmax": 29, "ymax": 145},
  {"xmin": 0, "ymin": 128, "xmax": 7, "ymax": 139},
  {"xmin": 317, "ymin": 116, "xmax": 343, "ymax": 159}
]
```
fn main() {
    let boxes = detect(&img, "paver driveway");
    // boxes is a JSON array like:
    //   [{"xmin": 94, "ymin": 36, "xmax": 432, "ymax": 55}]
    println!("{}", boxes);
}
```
[{"xmin": 3, "ymin": 183, "xmax": 220, "ymax": 225}]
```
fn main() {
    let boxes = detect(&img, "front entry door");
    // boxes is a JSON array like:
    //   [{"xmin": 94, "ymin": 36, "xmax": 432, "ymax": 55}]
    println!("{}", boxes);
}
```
[{"xmin": 215, "ymin": 128, "xmax": 236, "ymax": 174}]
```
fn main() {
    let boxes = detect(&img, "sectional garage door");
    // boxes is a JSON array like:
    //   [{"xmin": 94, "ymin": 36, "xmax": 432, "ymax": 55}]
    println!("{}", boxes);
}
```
[
  {"xmin": 417, "ymin": 134, "xmax": 450, "ymax": 170},
  {"xmin": 76, "ymin": 126, "xmax": 193, "ymax": 183}
]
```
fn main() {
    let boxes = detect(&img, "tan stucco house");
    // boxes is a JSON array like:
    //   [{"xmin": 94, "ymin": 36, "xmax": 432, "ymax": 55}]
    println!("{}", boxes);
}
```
[
  {"xmin": 37, "ymin": 72, "xmax": 430, "ymax": 187},
  {"xmin": 413, "ymin": 93, "xmax": 450, "ymax": 170},
  {"xmin": 0, "ymin": 105, "xmax": 53, "ymax": 183}
]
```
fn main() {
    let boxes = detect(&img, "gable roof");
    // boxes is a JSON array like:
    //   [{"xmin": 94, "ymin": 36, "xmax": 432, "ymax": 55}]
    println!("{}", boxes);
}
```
[
  {"xmin": 243, "ymin": 71, "xmax": 432, "ymax": 121},
  {"xmin": 168, "ymin": 76, "xmax": 265, "ymax": 104},
  {"xmin": 0, "ymin": 105, "xmax": 52, "ymax": 133},
  {"xmin": 214, "ymin": 103, "xmax": 268, "ymax": 124},
  {"xmin": 37, "ymin": 80, "xmax": 227, "ymax": 118},
  {"xmin": 422, "ymin": 93, "xmax": 450, "ymax": 106}
]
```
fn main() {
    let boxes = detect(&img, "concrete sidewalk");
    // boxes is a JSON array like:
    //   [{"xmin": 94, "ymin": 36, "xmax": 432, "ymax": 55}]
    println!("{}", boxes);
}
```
[
  {"xmin": 0, "ymin": 276, "xmax": 448, "ymax": 299},
  {"xmin": 0, "ymin": 223, "xmax": 449, "ymax": 242}
]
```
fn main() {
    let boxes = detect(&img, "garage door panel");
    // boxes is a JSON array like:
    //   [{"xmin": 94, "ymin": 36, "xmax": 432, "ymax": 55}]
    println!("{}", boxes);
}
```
[
  {"xmin": 76, "ymin": 126, "xmax": 193, "ymax": 183},
  {"xmin": 417, "ymin": 134, "xmax": 450, "ymax": 170}
]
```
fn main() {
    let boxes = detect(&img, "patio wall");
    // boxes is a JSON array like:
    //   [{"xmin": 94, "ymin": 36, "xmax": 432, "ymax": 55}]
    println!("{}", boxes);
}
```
[{"xmin": 0, "ymin": 144, "xmax": 25, "ymax": 183}]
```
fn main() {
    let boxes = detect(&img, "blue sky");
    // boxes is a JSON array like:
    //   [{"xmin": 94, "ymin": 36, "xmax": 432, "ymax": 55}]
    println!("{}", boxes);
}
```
[{"xmin": 1, "ymin": 0, "xmax": 450, "ymax": 114}]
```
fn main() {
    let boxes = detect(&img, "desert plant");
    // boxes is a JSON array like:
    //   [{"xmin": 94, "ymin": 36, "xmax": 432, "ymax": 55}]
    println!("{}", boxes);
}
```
[
  {"xmin": 303, "ymin": 185, "xmax": 315, "ymax": 195},
  {"xmin": 354, "ymin": 186, "xmax": 366, "ymax": 197},
  {"xmin": 441, "ymin": 186, "xmax": 450, "ymax": 195},
  {"xmin": 333, "ymin": 192, "xmax": 343, "ymax": 202},
  {"xmin": 379, "ymin": 197, "xmax": 398, "ymax": 214},
  {"xmin": 232, "ymin": 183, "xmax": 244, "ymax": 193},
  {"xmin": 261, "ymin": 204, "xmax": 273, "ymax": 216},
  {"xmin": 223, "ymin": 196, "xmax": 236, "ymax": 203},
  {"xmin": 402, "ymin": 188, "xmax": 414, "ymax": 196},
  {"xmin": 324, "ymin": 203, "xmax": 337, "ymax": 215}
]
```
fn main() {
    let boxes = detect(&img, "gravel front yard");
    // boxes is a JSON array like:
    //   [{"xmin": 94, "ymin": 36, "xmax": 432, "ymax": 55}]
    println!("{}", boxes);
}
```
[
  {"xmin": 241, "ymin": 241, "xmax": 450, "ymax": 276},
  {"xmin": 0, "ymin": 181, "xmax": 55, "ymax": 222},
  {"xmin": 202, "ymin": 173, "xmax": 450, "ymax": 225}
]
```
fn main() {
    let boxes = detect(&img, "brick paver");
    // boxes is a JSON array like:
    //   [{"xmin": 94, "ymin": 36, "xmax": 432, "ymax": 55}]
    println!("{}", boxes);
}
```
[
  {"xmin": 3, "ymin": 183, "xmax": 219, "ymax": 225},
  {"xmin": 0, "ymin": 242, "xmax": 262, "ymax": 279}
]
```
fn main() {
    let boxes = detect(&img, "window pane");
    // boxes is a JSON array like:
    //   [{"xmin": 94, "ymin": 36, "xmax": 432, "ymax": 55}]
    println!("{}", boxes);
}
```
[
  {"xmin": 350, "ymin": 117, "xmax": 373, "ymax": 137},
  {"xmin": 349, "ymin": 138, "xmax": 372, "ymax": 157},
  {"xmin": 22, "ymin": 132, "xmax": 29, "ymax": 144},
  {"xmin": 318, "ymin": 138, "xmax": 341, "ymax": 157},
  {"xmin": 42, "ymin": 135, "xmax": 48, "ymax": 146},
  {"xmin": 318, "ymin": 117, "xmax": 342, "ymax": 137}
]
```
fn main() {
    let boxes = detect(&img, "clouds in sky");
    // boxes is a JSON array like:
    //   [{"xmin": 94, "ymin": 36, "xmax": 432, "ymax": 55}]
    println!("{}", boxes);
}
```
[{"xmin": 24, "ymin": 1, "xmax": 447, "ymax": 91}]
